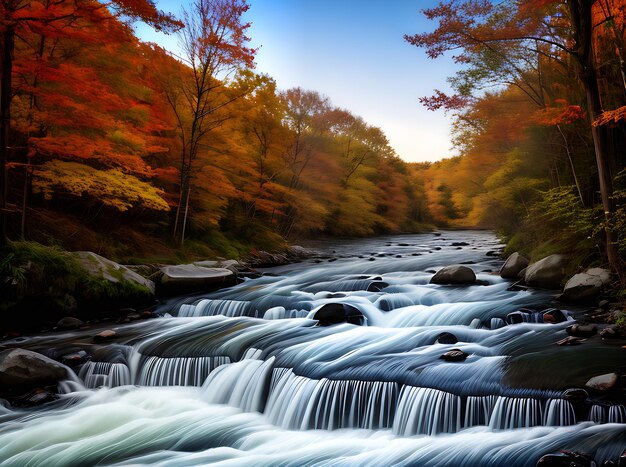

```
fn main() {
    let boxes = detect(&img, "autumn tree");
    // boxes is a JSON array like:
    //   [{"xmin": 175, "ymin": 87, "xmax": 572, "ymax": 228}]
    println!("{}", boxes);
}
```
[
  {"xmin": 0, "ymin": 0, "xmax": 181, "ymax": 246},
  {"xmin": 406, "ymin": 0, "xmax": 626, "ymax": 274},
  {"xmin": 165, "ymin": 0, "xmax": 255, "ymax": 245}
]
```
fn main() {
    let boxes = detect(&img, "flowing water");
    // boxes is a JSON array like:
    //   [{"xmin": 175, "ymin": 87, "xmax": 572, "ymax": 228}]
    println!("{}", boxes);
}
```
[{"xmin": 0, "ymin": 231, "xmax": 624, "ymax": 466}]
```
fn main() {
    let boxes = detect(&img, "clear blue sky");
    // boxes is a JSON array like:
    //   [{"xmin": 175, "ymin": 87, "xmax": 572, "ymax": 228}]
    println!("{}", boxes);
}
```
[{"xmin": 135, "ymin": 0, "xmax": 457, "ymax": 163}]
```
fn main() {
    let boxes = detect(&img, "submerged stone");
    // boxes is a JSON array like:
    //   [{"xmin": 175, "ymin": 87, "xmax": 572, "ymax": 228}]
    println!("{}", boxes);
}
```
[
  {"xmin": 312, "ymin": 303, "xmax": 365, "ymax": 326},
  {"xmin": 440, "ymin": 349, "xmax": 468, "ymax": 362},
  {"xmin": 435, "ymin": 332, "xmax": 458, "ymax": 345}
]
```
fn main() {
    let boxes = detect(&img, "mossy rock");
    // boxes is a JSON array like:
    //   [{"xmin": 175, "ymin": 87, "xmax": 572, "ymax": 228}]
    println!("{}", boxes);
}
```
[{"xmin": 0, "ymin": 242, "xmax": 154, "ymax": 332}]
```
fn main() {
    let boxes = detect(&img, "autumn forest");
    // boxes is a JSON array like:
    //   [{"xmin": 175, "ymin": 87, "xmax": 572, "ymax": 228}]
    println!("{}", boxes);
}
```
[{"xmin": 1, "ymin": 0, "xmax": 625, "ymax": 276}]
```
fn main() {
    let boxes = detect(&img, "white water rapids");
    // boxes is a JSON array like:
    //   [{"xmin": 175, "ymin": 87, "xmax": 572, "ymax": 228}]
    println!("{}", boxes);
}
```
[{"xmin": 0, "ymin": 231, "xmax": 624, "ymax": 466}]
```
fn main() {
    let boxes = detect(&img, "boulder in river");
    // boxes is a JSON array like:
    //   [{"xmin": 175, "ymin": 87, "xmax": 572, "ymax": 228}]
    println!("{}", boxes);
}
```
[
  {"xmin": 561, "ymin": 268, "xmax": 611, "ymax": 303},
  {"xmin": 159, "ymin": 265, "xmax": 236, "ymax": 294},
  {"xmin": 585, "ymin": 372, "xmax": 618, "ymax": 392},
  {"xmin": 566, "ymin": 324, "xmax": 597, "ymax": 338},
  {"xmin": 524, "ymin": 254, "xmax": 568, "ymax": 289},
  {"xmin": 312, "ymin": 303, "xmax": 365, "ymax": 326},
  {"xmin": 499, "ymin": 252, "xmax": 529, "ymax": 279},
  {"xmin": 542, "ymin": 308, "xmax": 568, "ymax": 324},
  {"xmin": 430, "ymin": 265, "xmax": 476, "ymax": 285},
  {"xmin": 435, "ymin": 332, "xmax": 458, "ymax": 345},
  {"xmin": 0, "ymin": 348, "xmax": 67, "ymax": 393},
  {"xmin": 440, "ymin": 349, "xmax": 468, "ymax": 362}
]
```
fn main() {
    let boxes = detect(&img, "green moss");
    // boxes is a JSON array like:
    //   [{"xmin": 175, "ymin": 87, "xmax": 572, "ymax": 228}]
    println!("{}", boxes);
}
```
[{"xmin": 0, "ymin": 242, "xmax": 152, "ymax": 331}]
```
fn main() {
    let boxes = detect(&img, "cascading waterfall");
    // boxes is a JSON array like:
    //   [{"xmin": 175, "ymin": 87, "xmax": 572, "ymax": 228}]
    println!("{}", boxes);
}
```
[
  {"xmin": 544, "ymin": 399, "xmax": 576, "ymax": 426},
  {"xmin": 136, "ymin": 355, "xmax": 231, "ymax": 386},
  {"xmin": 79, "ymin": 361, "xmax": 131, "ymax": 388},
  {"xmin": 264, "ymin": 369, "xmax": 399, "ymax": 430},
  {"xmin": 1, "ymin": 231, "xmax": 624, "ymax": 467},
  {"xmin": 393, "ymin": 386, "xmax": 461, "ymax": 435},
  {"xmin": 178, "ymin": 298, "xmax": 255, "ymax": 317},
  {"xmin": 489, "ymin": 396, "xmax": 544, "ymax": 429}
]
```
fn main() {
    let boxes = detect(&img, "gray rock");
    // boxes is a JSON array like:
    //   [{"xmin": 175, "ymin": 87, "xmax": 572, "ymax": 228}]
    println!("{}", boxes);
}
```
[
  {"xmin": 430, "ymin": 265, "xmax": 476, "ymax": 285},
  {"xmin": 160, "ymin": 265, "xmax": 236, "ymax": 293},
  {"xmin": 499, "ymin": 252, "xmax": 529, "ymax": 279},
  {"xmin": 561, "ymin": 268, "xmax": 611, "ymax": 302},
  {"xmin": 585, "ymin": 373, "xmax": 618, "ymax": 392},
  {"xmin": 524, "ymin": 254, "xmax": 568, "ymax": 289},
  {"xmin": 0, "ymin": 349, "xmax": 67, "ymax": 390},
  {"xmin": 56, "ymin": 316, "xmax": 84, "ymax": 330},
  {"xmin": 73, "ymin": 251, "xmax": 155, "ymax": 294}
]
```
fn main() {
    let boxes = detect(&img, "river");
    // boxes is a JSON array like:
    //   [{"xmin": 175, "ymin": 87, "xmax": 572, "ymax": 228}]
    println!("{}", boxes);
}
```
[{"xmin": 0, "ymin": 230, "xmax": 624, "ymax": 466}]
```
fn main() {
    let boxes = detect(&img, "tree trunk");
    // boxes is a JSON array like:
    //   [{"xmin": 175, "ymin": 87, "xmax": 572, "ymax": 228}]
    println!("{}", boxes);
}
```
[
  {"xmin": 0, "ymin": 25, "xmax": 15, "ymax": 248},
  {"xmin": 584, "ymin": 72, "xmax": 621, "ymax": 274},
  {"xmin": 570, "ymin": 0, "xmax": 622, "ymax": 277}
]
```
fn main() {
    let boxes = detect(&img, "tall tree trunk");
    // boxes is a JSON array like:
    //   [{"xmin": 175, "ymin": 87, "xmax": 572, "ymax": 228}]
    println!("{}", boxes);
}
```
[
  {"xmin": 570, "ymin": 0, "xmax": 622, "ymax": 277},
  {"xmin": 0, "ymin": 25, "xmax": 15, "ymax": 248}
]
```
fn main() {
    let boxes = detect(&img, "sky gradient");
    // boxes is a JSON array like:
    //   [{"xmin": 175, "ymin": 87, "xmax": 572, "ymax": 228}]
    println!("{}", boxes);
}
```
[{"xmin": 136, "ymin": 1, "xmax": 458, "ymax": 163}]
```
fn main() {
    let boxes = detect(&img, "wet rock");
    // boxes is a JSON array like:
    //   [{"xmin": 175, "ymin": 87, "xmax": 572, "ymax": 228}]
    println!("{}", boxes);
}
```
[
  {"xmin": 598, "ymin": 300, "xmax": 610, "ymax": 310},
  {"xmin": 159, "ymin": 265, "xmax": 236, "ymax": 294},
  {"xmin": 585, "ymin": 373, "xmax": 618, "ymax": 392},
  {"xmin": 398, "ymin": 243, "xmax": 410, "ymax": 247},
  {"xmin": 451, "ymin": 242, "xmax": 469, "ymax": 246},
  {"xmin": 440, "ymin": 349, "xmax": 468, "ymax": 362},
  {"xmin": 561, "ymin": 268, "xmax": 611, "ymax": 303},
  {"xmin": 367, "ymin": 281, "xmax": 389, "ymax": 292},
  {"xmin": 368, "ymin": 258, "xmax": 376, "ymax": 262},
  {"xmin": 563, "ymin": 388, "xmax": 588, "ymax": 403},
  {"xmin": 600, "ymin": 326, "xmax": 626, "ymax": 339},
  {"xmin": 435, "ymin": 332, "xmax": 458, "ymax": 345},
  {"xmin": 430, "ymin": 265, "xmax": 476, "ymax": 285},
  {"xmin": 56, "ymin": 316, "xmax": 84, "ymax": 330},
  {"xmin": 537, "ymin": 451, "xmax": 596, "ymax": 467},
  {"xmin": 140, "ymin": 310, "xmax": 157, "ymax": 320},
  {"xmin": 312, "ymin": 303, "xmax": 365, "ymax": 326},
  {"xmin": 485, "ymin": 251, "xmax": 499, "ymax": 257},
  {"xmin": 542, "ymin": 308, "xmax": 568, "ymax": 324},
  {"xmin": 0, "ymin": 349, "xmax": 67, "ymax": 392},
  {"xmin": 93, "ymin": 329, "xmax": 117, "ymax": 343},
  {"xmin": 556, "ymin": 336, "xmax": 584, "ymax": 346},
  {"xmin": 524, "ymin": 254, "xmax": 568, "ymax": 289},
  {"xmin": 499, "ymin": 252, "xmax": 530, "ymax": 279},
  {"xmin": 566, "ymin": 324, "xmax": 597, "ymax": 338}
]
